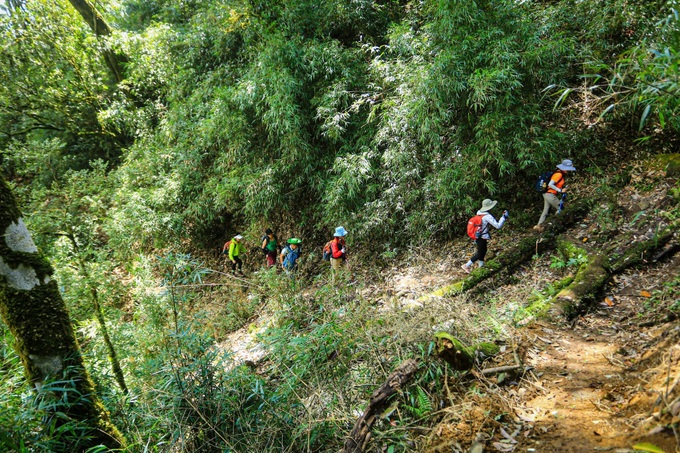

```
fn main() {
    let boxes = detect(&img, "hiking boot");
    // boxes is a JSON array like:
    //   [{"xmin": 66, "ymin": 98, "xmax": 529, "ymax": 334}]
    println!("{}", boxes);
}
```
[{"xmin": 461, "ymin": 264, "xmax": 470, "ymax": 274}]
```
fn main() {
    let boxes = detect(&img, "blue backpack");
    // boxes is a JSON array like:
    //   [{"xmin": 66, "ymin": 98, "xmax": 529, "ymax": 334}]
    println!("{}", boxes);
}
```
[
  {"xmin": 282, "ymin": 245, "xmax": 301, "ymax": 270},
  {"xmin": 534, "ymin": 171, "xmax": 556, "ymax": 193}
]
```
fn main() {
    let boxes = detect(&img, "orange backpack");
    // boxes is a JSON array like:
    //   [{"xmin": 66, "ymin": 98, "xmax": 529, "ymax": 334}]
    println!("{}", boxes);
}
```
[{"xmin": 322, "ymin": 241, "xmax": 332, "ymax": 261}]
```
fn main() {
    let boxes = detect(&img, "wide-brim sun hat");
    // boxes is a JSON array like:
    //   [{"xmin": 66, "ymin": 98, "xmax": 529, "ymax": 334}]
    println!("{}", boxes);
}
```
[
  {"xmin": 479, "ymin": 199, "xmax": 497, "ymax": 212},
  {"xmin": 334, "ymin": 226, "xmax": 348, "ymax": 237},
  {"xmin": 288, "ymin": 238, "xmax": 301, "ymax": 244},
  {"xmin": 234, "ymin": 234, "xmax": 243, "ymax": 240},
  {"xmin": 557, "ymin": 159, "xmax": 576, "ymax": 171}
]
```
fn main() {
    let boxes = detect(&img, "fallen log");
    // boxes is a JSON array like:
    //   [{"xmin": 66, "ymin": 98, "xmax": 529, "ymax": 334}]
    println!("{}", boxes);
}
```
[
  {"xmin": 609, "ymin": 220, "xmax": 679, "ymax": 274},
  {"xmin": 420, "ymin": 200, "xmax": 590, "ymax": 300},
  {"xmin": 554, "ymin": 219, "xmax": 679, "ymax": 317},
  {"xmin": 343, "ymin": 359, "xmax": 419, "ymax": 453},
  {"xmin": 555, "ymin": 253, "xmax": 609, "ymax": 318}
]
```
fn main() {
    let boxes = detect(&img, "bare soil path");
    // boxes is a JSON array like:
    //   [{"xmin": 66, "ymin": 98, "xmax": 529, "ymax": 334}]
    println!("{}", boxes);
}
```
[
  {"xmin": 437, "ymin": 254, "xmax": 680, "ymax": 453},
  {"xmin": 517, "ymin": 256, "xmax": 680, "ymax": 453}
]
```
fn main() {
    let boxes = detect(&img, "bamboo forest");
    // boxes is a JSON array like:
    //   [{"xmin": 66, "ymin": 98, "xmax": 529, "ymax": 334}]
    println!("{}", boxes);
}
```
[{"xmin": 1, "ymin": 0, "xmax": 679, "ymax": 452}]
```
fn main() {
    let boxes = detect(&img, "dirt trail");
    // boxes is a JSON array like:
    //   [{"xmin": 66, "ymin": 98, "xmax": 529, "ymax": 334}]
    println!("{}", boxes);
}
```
[
  {"xmin": 213, "ymin": 166, "xmax": 679, "ymax": 452},
  {"xmin": 520, "ymin": 260, "xmax": 680, "ymax": 453},
  {"xmin": 523, "ymin": 322, "xmax": 630, "ymax": 449},
  {"xmin": 421, "ymin": 253, "xmax": 680, "ymax": 453}
]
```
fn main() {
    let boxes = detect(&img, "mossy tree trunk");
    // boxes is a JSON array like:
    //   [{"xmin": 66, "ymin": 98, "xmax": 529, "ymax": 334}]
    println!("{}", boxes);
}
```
[
  {"xmin": 608, "ymin": 220, "xmax": 679, "ymax": 274},
  {"xmin": 434, "ymin": 332, "xmax": 500, "ymax": 371},
  {"xmin": 67, "ymin": 0, "xmax": 127, "ymax": 83},
  {"xmin": 0, "ymin": 176, "xmax": 124, "ymax": 449},
  {"xmin": 554, "ymin": 220, "xmax": 679, "ymax": 317},
  {"xmin": 554, "ymin": 253, "xmax": 608, "ymax": 318}
]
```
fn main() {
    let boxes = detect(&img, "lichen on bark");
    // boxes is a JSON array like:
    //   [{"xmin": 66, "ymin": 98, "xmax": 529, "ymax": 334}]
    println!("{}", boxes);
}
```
[{"xmin": 0, "ymin": 175, "xmax": 125, "ymax": 449}]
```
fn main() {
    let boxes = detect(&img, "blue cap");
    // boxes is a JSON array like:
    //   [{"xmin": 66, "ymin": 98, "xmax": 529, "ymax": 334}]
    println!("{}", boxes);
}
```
[{"xmin": 334, "ymin": 226, "xmax": 348, "ymax": 237}]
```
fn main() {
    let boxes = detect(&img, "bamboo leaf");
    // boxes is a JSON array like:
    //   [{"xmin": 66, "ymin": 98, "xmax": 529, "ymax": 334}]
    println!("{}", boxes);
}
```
[
  {"xmin": 639, "ymin": 104, "xmax": 652, "ymax": 131},
  {"xmin": 598, "ymin": 104, "xmax": 616, "ymax": 120},
  {"xmin": 553, "ymin": 88, "xmax": 572, "ymax": 110},
  {"xmin": 633, "ymin": 443, "xmax": 665, "ymax": 453}
]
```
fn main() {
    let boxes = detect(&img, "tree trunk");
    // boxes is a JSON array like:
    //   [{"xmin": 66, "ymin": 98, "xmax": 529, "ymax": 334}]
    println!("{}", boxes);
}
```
[
  {"xmin": 434, "ymin": 332, "xmax": 500, "ymax": 371},
  {"xmin": 67, "ymin": 0, "xmax": 127, "ymax": 83},
  {"xmin": 0, "ymin": 175, "xmax": 125, "ymax": 449},
  {"xmin": 609, "ymin": 221, "xmax": 678, "ymax": 274},
  {"xmin": 555, "ymin": 254, "xmax": 608, "ymax": 317},
  {"xmin": 554, "ymin": 220, "xmax": 679, "ymax": 317}
]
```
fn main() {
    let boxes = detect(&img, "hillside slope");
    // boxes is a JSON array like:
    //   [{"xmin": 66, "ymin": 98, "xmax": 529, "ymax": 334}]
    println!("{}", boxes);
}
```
[{"xmin": 215, "ymin": 156, "xmax": 679, "ymax": 452}]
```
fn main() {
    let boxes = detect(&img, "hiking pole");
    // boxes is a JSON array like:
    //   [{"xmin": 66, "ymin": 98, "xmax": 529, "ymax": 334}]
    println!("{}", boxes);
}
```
[{"xmin": 557, "ymin": 192, "xmax": 567, "ymax": 214}]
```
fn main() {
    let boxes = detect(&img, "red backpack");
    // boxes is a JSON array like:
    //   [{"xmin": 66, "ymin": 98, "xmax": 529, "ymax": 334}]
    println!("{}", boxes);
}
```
[
  {"xmin": 466, "ymin": 215, "xmax": 484, "ymax": 240},
  {"xmin": 222, "ymin": 240, "xmax": 232, "ymax": 254}
]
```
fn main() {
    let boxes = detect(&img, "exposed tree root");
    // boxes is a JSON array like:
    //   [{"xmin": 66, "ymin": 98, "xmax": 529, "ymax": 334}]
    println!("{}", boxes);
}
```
[{"xmin": 343, "ymin": 359, "xmax": 419, "ymax": 453}]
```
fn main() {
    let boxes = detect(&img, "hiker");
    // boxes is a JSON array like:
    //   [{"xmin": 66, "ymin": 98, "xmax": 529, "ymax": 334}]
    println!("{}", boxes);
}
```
[
  {"xmin": 462, "ymin": 199, "xmax": 508, "ymax": 273},
  {"xmin": 227, "ymin": 234, "xmax": 246, "ymax": 276},
  {"xmin": 329, "ymin": 226, "xmax": 348, "ymax": 271},
  {"xmin": 261, "ymin": 228, "xmax": 278, "ymax": 267},
  {"xmin": 534, "ymin": 159, "xmax": 576, "ymax": 229},
  {"xmin": 280, "ymin": 238, "xmax": 302, "ymax": 275}
]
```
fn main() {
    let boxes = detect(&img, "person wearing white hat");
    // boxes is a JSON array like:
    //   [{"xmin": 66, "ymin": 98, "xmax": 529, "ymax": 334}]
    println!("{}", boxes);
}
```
[
  {"xmin": 535, "ymin": 159, "xmax": 576, "ymax": 228},
  {"xmin": 330, "ymin": 226, "xmax": 348, "ymax": 271},
  {"xmin": 228, "ymin": 234, "xmax": 246, "ymax": 276},
  {"xmin": 462, "ymin": 199, "xmax": 508, "ymax": 273}
]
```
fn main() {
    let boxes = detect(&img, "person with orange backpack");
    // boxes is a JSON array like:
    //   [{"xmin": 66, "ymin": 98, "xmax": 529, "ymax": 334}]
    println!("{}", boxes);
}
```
[
  {"xmin": 462, "ymin": 199, "xmax": 508, "ymax": 274},
  {"xmin": 534, "ymin": 159, "xmax": 576, "ymax": 229},
  {"xmin": 327, "ymin": 226, "xmax": 348, "ymax": 271}
]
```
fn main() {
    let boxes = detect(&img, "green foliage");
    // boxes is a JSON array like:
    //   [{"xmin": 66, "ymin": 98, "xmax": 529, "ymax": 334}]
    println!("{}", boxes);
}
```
[
  {"xmin": 0, "ymin": 334, "xmax": 116, "ymax": 453},
  {"xmin": 550, "ymin": 252, "xmax": 588, "ymax": 270},
  {"xmin": 0, "ymin": 0, "xmax": 129, "ymax": 180},
  {"xmin": 510, "ymin": 275, "xmax": 573, "ymax": 325},
  {"xmin": 551, "ymin": 4, "xmax": 680, "ymax": 133},
  {"xmin": 644, "ymin": 275, "xmax": 680, "ymax": 313},
  {"xmin": 2, "ymin": 0, "xmax": 679, "ymax": 451},
  {"xmin": 0, "ymin": 325, "xmax": 40, "ymax": 452},
  {"xmin": 101, "ymin": 0, "xmax": 598, "ymax": 254}
]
